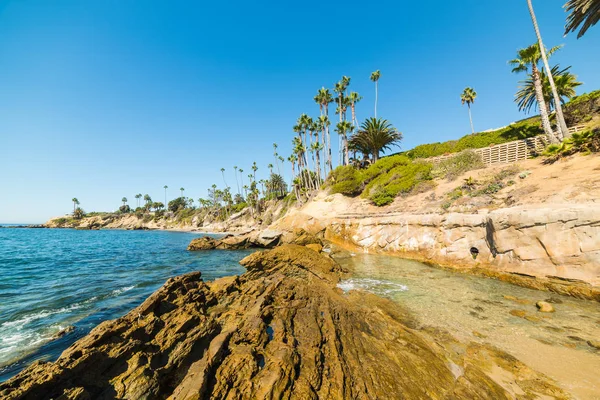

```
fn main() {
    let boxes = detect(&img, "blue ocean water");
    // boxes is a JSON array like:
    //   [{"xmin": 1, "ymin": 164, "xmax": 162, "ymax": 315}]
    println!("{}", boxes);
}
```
[{"xmin": 0, "ymin": 228, "xmax": 251, "ymax": 382}]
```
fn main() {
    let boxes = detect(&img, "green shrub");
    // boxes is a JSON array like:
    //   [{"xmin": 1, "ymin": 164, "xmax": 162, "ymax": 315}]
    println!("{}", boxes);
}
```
[
  {"xmin": 431, "ymin": 150, "xmax": 485, "ymax": 181},
  {"xmin": 328, "ymin": 165, "xmax": 364, "ymax": 196},
  {"xmin": 363, "ymin": 161, "xmax": 433, "ymax": 206},
  {"xmin": 563, "ymin": 90, "xmax": 600, "ymax": 126},
  {"xmin": 361, "ymin": 155, "xmax": 412, "ymax": 183}
]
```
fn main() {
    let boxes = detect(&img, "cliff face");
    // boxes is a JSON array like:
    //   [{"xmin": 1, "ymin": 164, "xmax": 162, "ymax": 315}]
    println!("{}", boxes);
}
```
[
  {"xmin": 325, "ymin": 204, "xmax": 600, "ymax": 287},
  {"xmin": 0, "ymin": 246, "xmax": 568, "ymax": 399}
]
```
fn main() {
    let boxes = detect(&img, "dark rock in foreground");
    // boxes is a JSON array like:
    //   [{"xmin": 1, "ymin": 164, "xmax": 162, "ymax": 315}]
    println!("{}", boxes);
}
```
[{"xmin": 0, "ymin": 245, "xmax": 568, "ymax": 399}]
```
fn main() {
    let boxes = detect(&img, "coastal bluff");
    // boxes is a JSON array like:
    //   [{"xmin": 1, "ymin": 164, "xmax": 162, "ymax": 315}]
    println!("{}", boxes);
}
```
[{"xmin": 0, "ymin": 245, "xmax": 567, "ymax": 399}]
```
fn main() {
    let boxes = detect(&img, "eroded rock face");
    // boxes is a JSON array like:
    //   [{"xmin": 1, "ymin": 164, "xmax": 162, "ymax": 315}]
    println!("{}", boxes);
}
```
[
  {"xmin": 1, "ymin": 246, "xmax": 569, "ymax": 399},
  {"xmin": 187, "ymin": 231, "xmax": 281, "ymax": 251}
]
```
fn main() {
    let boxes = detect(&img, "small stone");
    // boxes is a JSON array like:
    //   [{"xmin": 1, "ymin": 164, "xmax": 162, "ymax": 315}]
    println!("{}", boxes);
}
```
[
  {"xmin": 587, "ymin": 340, "xmax": 600, "ymax": 350},
  {"xmin": 536, "ymin": 301, "xmax": 555, "ymax": 313},
  {"xmin": 510, "ymin": 309, "xmax": 527, "ymax": 318}
]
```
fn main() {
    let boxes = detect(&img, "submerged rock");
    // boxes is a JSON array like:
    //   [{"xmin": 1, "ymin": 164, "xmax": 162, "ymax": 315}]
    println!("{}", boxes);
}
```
[{"xmin": 0, "ymin": 245, "xmax": 569, "ymax": 399}]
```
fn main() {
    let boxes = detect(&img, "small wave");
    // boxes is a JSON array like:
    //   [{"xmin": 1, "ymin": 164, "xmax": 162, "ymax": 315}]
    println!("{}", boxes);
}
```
[
  {"xmin": 338, "ymin": 278, "xmax": 408, "ymax": 296},
  {"xmin": 111, "ymin": 286, "xmax": 135, "ymax": 296},
  {"xmin": 0, "ymin": 303, "xmax": 84, "ymax": 330}
]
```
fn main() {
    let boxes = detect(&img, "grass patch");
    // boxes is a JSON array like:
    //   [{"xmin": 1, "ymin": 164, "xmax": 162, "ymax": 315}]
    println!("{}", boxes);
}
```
[{"xmin": 431, "ymin": 150, "xmax": 485, "ymax": 181}]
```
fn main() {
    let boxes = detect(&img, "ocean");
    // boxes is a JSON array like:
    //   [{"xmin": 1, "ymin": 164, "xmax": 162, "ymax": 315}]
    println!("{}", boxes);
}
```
[{"xmin": 0, "ymin": 228, "xmax": 252, "ymax": 382}]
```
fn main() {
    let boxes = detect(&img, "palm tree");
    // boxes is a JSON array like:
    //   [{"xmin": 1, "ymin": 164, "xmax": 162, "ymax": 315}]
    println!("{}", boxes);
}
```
[
  {"xmin": 348, "ymin": 92, "xmax": 362, "ymax": 130},
  {"xmin": 565, "ymin": 0, "xmax": 600, "ymax": 38},
  {"xmin": 515, "ymin": 65, "xmax": 581, "ymax": 115},
  {"xmin": 252, "ymin": 162, "xmax": 257, "ymax": 181},
  {"xmin": 143, "ymin": 194, "xmax": 152, "ymax": 209},
  {"xmin": 135, "ymin": 193, "xmax": 142, "ymax": 208},
  {"xmin": 314, "ymin": 87, "xmax": 334, "ymax": 174},
  {"xmin": 72, "ymin": 198, "xmax": 79, "ymax": 213},
  {"xmin": 163, "ymin": 185, "xmax": 168, "ymax": 206},
  {"xmin": 370, "ymin": 70, "xmax": 381, "ymax": 117},
  {"xmin": 233, "ymin": 166, "xmax": 240, "ymax": 196},
  {"xmin": 509, "ymin": 43, "xmax": 561, "ymax": 143},
  {"xmin": 350, "ymin": 118, "xmax": 402, "ymax": 162},
  {"xmin": 335, "ymin": 120, "xmax": 353, "ymax": 166},
  {"xmin": 239, "ymin": 168, "xmax": 244, "ymax": 196},
  {"xmin": 121, "ymin": 197, "xmax": 127, "ymax": 205},
  {"xmin": 460, "ymin": 87, "xmax": 477, "ymax": 134},
  {"xmin": 220, "ymin": 168, "xmax": 228, "ymax": 188},
  {"xmin": 180, "ymin": 187, "xmax": 185, "ymax": 197},
  {"xmin": 526, "ymin": 0, "xmax": 569, "ymax": 139}
]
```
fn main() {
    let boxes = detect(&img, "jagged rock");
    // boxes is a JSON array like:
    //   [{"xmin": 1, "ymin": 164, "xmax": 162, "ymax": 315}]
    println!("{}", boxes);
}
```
[
  {"xmin": 50, "ymin": 326, "xmax": 76, "ymax": 340},
  {"xmin": 254, "ymin": 229, "xmax": 282, "ymax": 248},
  {"xmin": 187, "ymin": 236, "xmax": 218, "ymax": 250},
  {"xmin": 587, "ymin": 340, "xmax": 600, "ymax": 350},
  {"xmin": 536, "ymin": 301, "xmax": 555, "ymax": 313},
  {"xmin": 289, "ymin": 229, "xmax": 322, "ymax": 246},
  {"xmin": 0, "ymin": 246, "xmax": 568, "ymax": 400}
]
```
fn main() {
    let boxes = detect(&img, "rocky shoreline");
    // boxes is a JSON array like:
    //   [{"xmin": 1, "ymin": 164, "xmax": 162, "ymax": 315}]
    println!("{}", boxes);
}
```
[{"xmin": 0, "ymin": 244, "xmax": 569, "ymax": 399}]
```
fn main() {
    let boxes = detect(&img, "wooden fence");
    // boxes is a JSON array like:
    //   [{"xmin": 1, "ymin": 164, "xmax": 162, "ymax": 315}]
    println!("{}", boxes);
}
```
[
  {"xmin": 426, "ymin": 125, "xmax": 587, "ymax": 167},
  {"xmin": 427, "ymin": 135, "xmax": 547, "ymax": 166}
]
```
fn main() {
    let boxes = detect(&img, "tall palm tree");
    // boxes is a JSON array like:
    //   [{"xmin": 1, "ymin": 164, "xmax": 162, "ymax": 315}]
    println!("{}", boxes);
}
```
[
  {"xmin": 239, "ymin": 168, "xmax": 244, "ymax": 197},
  {"xmin": 143, "ymin": 194, "xmax": 151, "ymax": 207},
  {"xmin": 220, "ymin": 168, "xmax": 228, "ymax": 188},
  {"xmin": 233, "ymin": 166, "xmax": 240, "ymax": 195},
  {"xmin": 460, "ymin": 87, "xmax": 477, "ymax": 134},
  {"xmin": 348, "ymin": 92, "xmax": 362, "ymax": 130},
  {"xmin": 526, "ymin": 0, "xmax": 569, "ymax": 139},
  {"xmin": 135, "ymin": 193, "xmax": 142, "ymax": 208},
  {"xmin": 267, "ymin": 163, "xmax": 273, "ymax": 175},
  {"xmin": 180, "ymin": 187, "xmax": 185, "ymax": 197},
  {"xmin": 163, "ymin": 185, "xmax": 168, "ymax": 206},
  {"xmin": 370, "ymin": 70, "xmax": 381, "ymax": 117},
  {"xmin": 509, "ymin": 43, "xmax": 561, "ymax": 143},
  {"xmin": 335, "ymin": 120, "xmax": 353, "ymax": 166},
  {"xmin": 314, "ymin": 87, "xmax": 334, "ymax": 174},
  {"xmin": 122, "ymin": 197, "xmax": 127, "ymax": 205},
  {"xmin": 350, "ymin": 118, "xmax": 402, "ymax": 162},
  {"xmin": 72, "ymin": 198, "xmax": 79, "ymax": 213},
  {"xmin": 515, "ymin": 65, "xmax": 582, "ymax": 115},
  {"xmin": 273, "ymin": 143, "xmax": 281, "ymax": 175},
  {"xmin": 252, "ymin": 162, "xmax": 258, "ymax": 181},
  {"xmin": 565, "ymin": 0, "xmax": 600, "ymax": 38}
]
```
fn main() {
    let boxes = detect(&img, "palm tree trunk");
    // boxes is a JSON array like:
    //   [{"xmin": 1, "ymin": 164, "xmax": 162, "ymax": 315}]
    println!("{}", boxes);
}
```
[
  {"xmin": 344, "ymin": 134, "xmax": 349, "ymax": 166},
  {"xmin": 527, "ymin": 0, "xmax": 569, "ymax": 139},
  {"xmin": 468, "ymin": 104, "xmax": 474, "ymax": 134},
  {"xmin": 375, "ymin": 81, "xmax": 378, "ymax": 118},
  {"xmin": 532, "ymin": 65, "xmax": 559, "ymax": 143}
]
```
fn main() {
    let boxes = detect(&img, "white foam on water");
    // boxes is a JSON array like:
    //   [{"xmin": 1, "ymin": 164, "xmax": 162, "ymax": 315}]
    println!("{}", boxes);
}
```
[
  {"xmin": 337, "ymin": 278, "xmax": 408, "ymax": 296},
  {"xmin": 111, "ymin": 285, "xmax": 135, "ymax": 296}
]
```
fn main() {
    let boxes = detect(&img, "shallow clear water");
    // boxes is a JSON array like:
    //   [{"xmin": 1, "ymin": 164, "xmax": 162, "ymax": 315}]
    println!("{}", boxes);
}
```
[
  {"xmin": 0, "ymin": 228, "xmax": 251, "ymax": 382},
  {"xmin": 337, "ymin": 254, "xmax": 600, "ymax": 400}
]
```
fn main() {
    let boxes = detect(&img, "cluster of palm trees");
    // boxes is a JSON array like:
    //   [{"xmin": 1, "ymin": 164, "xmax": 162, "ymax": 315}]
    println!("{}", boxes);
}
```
[
  {"xmin": 459, "ymin": 1, "xmax": 595, "ymax": 142},
  {"xmin": 286, "ymin": 71, "xmax": 403, "ymax": 200}
]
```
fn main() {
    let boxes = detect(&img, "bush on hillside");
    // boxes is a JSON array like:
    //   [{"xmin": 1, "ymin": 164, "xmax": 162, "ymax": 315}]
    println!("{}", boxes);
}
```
[
  {"xmin": 360, "ymin": 155, "xmax": 412, "ymax": 183},
  {"xmin": 362, "ymin": 161, "xmax": 434, "ymax": 206},
  {"xmin": 168, "ymin": 197, "xmax": 187, "ymax": 213},
  {"xmin": 431, "ymin": 150, "xmax": 485, "ymax": 181},
  {"xmin": 563, "ymin": 90, "xmax": 600, "ymax": 126},
  {"xmin": 328, "ymin": 166, "xmax": 364, "ymax": 196}
]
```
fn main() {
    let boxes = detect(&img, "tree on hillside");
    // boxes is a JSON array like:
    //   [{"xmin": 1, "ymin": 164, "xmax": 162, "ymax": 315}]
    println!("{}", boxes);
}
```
[
  {"xmin": 350, "ymin": 118, "xmax": 402, "ymax": 162},
  {"xmin": 335, "ymin": 120, "xmax": 353, "ymax": 166},
  {"xmin": 565, "ymin": 0, "xmax": 600, "ymax": 38},
  {"xmin": 509, "ymin": 43, "xmax": 562, "ymax": 143},
  {"xmin": 180, "ymin": 187, "xmax": 185, "ymax": 197},
  {"xmin": 314, "ymin": 87, "xmax": 334, "ymax": 174},
  {"xmin": 135, "ymin": 193, "xmax": 142, "ymax": 208},
  {"xmin": 370, "ymin": 70, "xmax": 381, "ymax": 117},
  {"xmin": 220, "ymin": 168, "xmax": 228, "ymax": 188},
  {"xmin": 515, "ymin": 64, "xmax": 581, "ymax": 116},
  {"xmin": 121, "ymin": 197, "xmax": 127, "ymax": 205},
  {"xmin": 460, "ymin": 87, "xmax": 477, "ymax": 134},
  {"xmin": 526, "ymin": 0, "xmax": 569, "ymax": 139},
  {"xmin": 163, "ymin": 185, "xmax": 168, "ymax": 206},
  {"xmin": 73, "ymin": 207, "xmax": 85, "ymax": 219},
  {"xmin": 233, "ymin": 166, "xmax": 240, "ymax": 196},
  {"xmin": 72, "ymin": 198, "xmax": 80, "ymax": 213},
  {"xmin": 348, "ymin": 92, "xmax": 362, "ymax": 130}
]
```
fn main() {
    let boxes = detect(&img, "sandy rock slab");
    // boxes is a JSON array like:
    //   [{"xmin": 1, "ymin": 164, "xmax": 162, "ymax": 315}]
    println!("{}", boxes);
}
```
[{"xmin": 1, "ymin": 246, "xmax": 569, "ymax": 399}]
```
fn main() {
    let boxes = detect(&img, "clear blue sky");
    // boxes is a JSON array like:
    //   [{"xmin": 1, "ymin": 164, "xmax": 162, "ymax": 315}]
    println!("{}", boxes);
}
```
[{"xmin": 0, "ymin": 1, "xmax": 598, "ymax": 223}]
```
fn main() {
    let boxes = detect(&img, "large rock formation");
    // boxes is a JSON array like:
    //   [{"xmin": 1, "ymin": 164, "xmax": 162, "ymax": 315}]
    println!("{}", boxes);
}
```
[
  {"xmin": 1, "ymin": 246, "xmax": 568, "ymax": 399},
  {"xmin": 322, "ymin": 204, "xmax": 600, "ymax": 299},
  {"xmin": 187, "ymin": 230, "xmax": 282, "ymax": 251}
]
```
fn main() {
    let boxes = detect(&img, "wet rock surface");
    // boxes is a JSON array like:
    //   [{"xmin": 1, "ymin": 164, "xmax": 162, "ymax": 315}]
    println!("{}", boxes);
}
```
[{"xmin": 0, "ymin": 246, "xmax": 569, "ymax": 399}]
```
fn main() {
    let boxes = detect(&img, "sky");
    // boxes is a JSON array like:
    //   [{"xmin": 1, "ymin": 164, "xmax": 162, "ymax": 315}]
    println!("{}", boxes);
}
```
[{"xmin": 0, "ymin": 1, "xmax": 598, "ymax": 223}]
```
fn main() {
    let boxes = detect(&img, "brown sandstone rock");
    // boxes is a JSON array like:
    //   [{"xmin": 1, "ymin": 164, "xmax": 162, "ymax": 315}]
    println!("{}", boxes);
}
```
[
  {"xmin": 536, "ymin": 301, "xmax": 555, "ymax": 313},
  {"xmin": 0, "ymin": 246, "xmax": 569, "ymax": 400},
  {"xmin": 187, "ymin": 236, "xmax": 218, "ymax": 250},
  {"xmin": 305, "ymin": 243, "xmax": 323, "ymax": 253}
]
